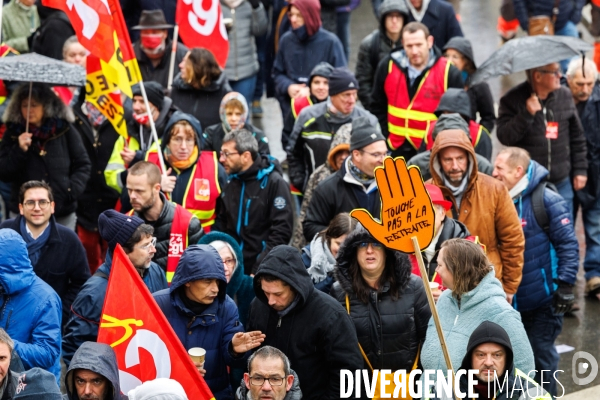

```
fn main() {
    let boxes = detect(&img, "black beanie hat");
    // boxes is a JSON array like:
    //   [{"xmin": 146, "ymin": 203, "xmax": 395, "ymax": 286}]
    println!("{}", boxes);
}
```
[
  {"xmin": 132, "ymin": 81, "xmax": 165, "ymax": 110},
  {"xmin": 98, "ymin": 210, "xmax": 145, "ymax": 251},
  {"xmin": 350, "ymin": 117, "xmax": 385, "ymax": 152},
  {"xmin": 328, "ymin": 67, "xmax": 359, "ymax": 96}
]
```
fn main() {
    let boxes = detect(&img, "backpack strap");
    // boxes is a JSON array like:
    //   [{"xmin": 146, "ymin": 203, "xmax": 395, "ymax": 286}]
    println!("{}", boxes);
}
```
[{"xmin": 531, "ymin": 181, "xmax": 557, "ymax": 234}]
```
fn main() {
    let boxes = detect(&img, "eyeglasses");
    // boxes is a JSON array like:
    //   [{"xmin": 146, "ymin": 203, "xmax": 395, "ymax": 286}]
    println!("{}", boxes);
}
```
[
  {"xmin": 22, "ymin": 200, "xmax": 51, "ymax": 210},
  {"xmin": 171, "ymin": 137, "xmax": 195, "ymax": 146},
  {"xmin": 539, "ymin": 69, "xmax": 561, "ymax": 77},
  {"xmin": 137, "ymin": 237, "xmax": 157, "ymax": 251},
  {"xmin": 249, "ymin": 376, "xmax": 284, "ymax": 386},
  {"xmin": 222, "ymin": 258, "xmax": 236, "ymax": 268},
  {"xmin": 358, "ymin": 242, "xmax": 384, "ymax": 249},
  {"xmin": 220, "ymin": 151, "xmax": 239, "ymax": 158},
  {"xmin": 360, "ymin": 150, "xmax": 390, "ymax": 159}
]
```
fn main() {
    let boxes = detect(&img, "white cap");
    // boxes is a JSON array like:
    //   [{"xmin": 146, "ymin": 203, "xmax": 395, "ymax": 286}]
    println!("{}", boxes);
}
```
[{"xmin": 127, "ymin": 378, "xmax": 188, "ymax": 400}]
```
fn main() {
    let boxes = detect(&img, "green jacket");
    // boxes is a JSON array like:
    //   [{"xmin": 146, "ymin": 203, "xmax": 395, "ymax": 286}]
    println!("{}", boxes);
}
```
[{"xmin": 2, "ymin": 0, "xmax": 39, "ymax": 52}]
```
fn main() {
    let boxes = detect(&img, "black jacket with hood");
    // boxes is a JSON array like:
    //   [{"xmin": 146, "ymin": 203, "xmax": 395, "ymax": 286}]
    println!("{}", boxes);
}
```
[
  {"xmin": 65, "ymin": 341, "xmax": 126, "ymax": 400},
  {"xmin": 217, "ymin": 155, "xmax": 294, "ymax": 275},
  {"xmin": 330, "ymin": 225, "xmax": 431, "ymax": 372},
  {"xmin": 247, "ymin": 245, "xmax": 363, "ymax": 400}
]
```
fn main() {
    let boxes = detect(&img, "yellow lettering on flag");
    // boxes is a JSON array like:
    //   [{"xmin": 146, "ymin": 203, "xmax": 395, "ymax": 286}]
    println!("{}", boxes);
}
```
[{"xmin": 100, "ymin": 314, "xmax": 144, "ymax": 348}]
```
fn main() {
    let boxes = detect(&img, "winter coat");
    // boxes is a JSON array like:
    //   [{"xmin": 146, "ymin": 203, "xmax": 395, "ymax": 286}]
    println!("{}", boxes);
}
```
[
  {"xmin": 512, "ymin": 0, "xmax": 585, "ymax": 32},
  {"xmin": 134, "ymin": 39, "xmax": 188, "ymax": 90},
  {"xmin": 497, "ymin": 81, "xmax": 588, "ymax": 184},
  {"xmin": 421, "ymin": 270, "xmax": 535, "ymax": 375},
  {"xmin": 287, "ymin": 100, "xmax": 378, "ymax": 191},
  {"xmin": 355, "ymin": 0, "xmax": 407, "ymax": 108},
  {"xmin": 198, "ymin": 231, "xmax": 255, "ymax": 327},
  {"xmin": 0, "ymin": 229, "xmax": 62, "ymax": 382},
  {"xmin": 247, "ymin": 245, "xmax": 363, "ymax": 400},
  {"xmin": 303, "ymin": 156, "xmax": 381, "ymax": 241},
  {"xmin": 330, "ymin": 225, "xmax": 431, "ymax": 371},
  {"xmin": 0, "ymin": 216, "xmax": 90, "ymax": 325},
  {"xmin": 65, "ymin": 342, "xmax": 126, "ymax": 400},
  {"xmin": 222, "ymin": 1, "xmax": 268, "ymax": 81},
  {"xmin": 131, "ymin": 192, "xmax": 204, "ymax": 271},
  {"xmin": 170, "ymin": 72, "xmax": 232, "ymax": 129},
  {"xmin": 428, "ymin": 130, "xmax": 525, "ymax": 294},
  {"xmin": 574, "ymin": 81, "xmax": 600, "ymax": 208},
  {"xmin": 512, "ymin": 161, "xmax": 579, "ymax": 312},
  {"xmin": 1, "ymin": 0, "xmax": 40, "ymax": 52},
  {"xmin": 407, "ymin": 150, "xmax": 493, "ymax": 181},
  {"xmin": 30, "ymin": 10, "xmax": 74, "ymax": 60},
  {"xmin": 217, "ymin": 155, "xmax": 294, "ymax": 275},
  {"xmin": 0, "ymin": 93, "xmax": 91, "ymax": 218},
  {"xmin": 405, "ymin": 0, "xmax": 463, "ymax": 50},
  {"xmin": 153, "ymin": 245, "xmax": 246, "ymax": 400},
  {"xmin": 62, "ymin": 253, "xmax": 167, "ymax": 366},
  {"xmin": 235, "ymin": 370, "xmax": 303, "ymax": 400},
  {"xmin": 73, "ymin": 100, "xmax": 121, "ymax": 231}
]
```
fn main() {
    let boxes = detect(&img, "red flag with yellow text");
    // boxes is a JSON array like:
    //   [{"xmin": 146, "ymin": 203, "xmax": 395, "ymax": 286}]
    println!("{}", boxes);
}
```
[{"xmin": 97, "ymin": 245, "xmax": 215, "ymax": 399}]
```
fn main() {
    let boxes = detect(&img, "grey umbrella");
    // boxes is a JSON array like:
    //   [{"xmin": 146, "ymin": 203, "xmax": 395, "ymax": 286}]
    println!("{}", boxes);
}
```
[{"xmin": 470, "ymin": 35, "xmax": 593, "ymax": 86}]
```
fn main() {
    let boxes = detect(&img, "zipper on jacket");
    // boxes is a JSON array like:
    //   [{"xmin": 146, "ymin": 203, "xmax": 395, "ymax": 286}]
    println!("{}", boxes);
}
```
[
  {"xmin": 277, "ymin": 317, "xmax": 282, "ymax": 328},
  {"xmin": 244, "ymin": 199, "xmax": 251, "ymax": 226}
]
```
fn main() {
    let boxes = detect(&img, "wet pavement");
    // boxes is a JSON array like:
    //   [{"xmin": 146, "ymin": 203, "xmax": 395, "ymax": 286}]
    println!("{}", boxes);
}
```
[{"xmin": 253, "ymin": 0, "xmax": 600, "ymax": 395}]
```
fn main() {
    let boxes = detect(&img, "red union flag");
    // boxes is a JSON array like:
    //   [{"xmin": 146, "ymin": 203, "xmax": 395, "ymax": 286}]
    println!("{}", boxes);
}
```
[
  {"xmin": 176, "ymin": 0, "xmax": 229, "ymax": 68},
  {"xmin": 97, "ymin": 245, "xmax": 214, "ymax": 399}
]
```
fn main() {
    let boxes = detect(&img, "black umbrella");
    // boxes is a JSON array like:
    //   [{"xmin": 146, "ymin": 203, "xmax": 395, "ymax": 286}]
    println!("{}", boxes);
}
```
[{"xmin": 470, "ymin": 35, "xmax": 593, "ymax": 86}]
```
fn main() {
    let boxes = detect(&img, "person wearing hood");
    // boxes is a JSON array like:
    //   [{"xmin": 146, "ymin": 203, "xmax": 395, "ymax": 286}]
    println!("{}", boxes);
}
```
[
  {"xmin": 369, "ymin": 22, "xmax": 463, "ymax": 161},
  {"xmin": 62, "ymin": 210, "xmax": 167, "ymax": 366},
  {"xmin": 272, "ymin": 0, "xmax": 346, "ymax": 119},
  {"xmin": 0, "ymin": 229, "xmax": 61, "ymax": 382},
  {"xmin": 281, "ymin": 62, "xmax": 333, "ymax": 150},
  {"xmin": 404, "ymin": 0, "xmax": 463, "ymax": 50},
  {"xmin": 408, "ymin": 113, "xmax": 493, "ymax": 181},
  {"xmin": 217, "ymin": 129, "xmax": 294, "ymax": 275},
  {"xmin": 203, "ymin": 92, "xmax": 270, "ymax": 155},
  {"xmin": 331, "ymin": 224, "xmax": 431, "ymax": 389},
  {"xmin": 420, "ymin": 239, "xmax": 535, "ymax": 381},
  {"xmin": 145, "ymin": 111, "xmax": 228, "ymax": 232},
  {"xmin": 1, "ymin": 0, "xmax": 39, "ymax": 53},
  {"xmin": 287, "ymin": 68, "xmax": 378, "ymax": 193},
  {"xmin": 355, "ymin": 0, "xmax": 408, "ymax": 109},
  {"xmin": 0, "ymin": 82, "xmax": 91, "ymax": 230},
  {"xmin": 443, "ymin": 37, "xmax": 496, "ymax": 134},
  {"xmin": 493, "ymin": 147, "xmax": 578, "ymax": 397},
  {"xmin": 65, "ymin": 342, "xmax": 127, "ymax": 400},
  {"xmin": 171, "ymin": 48, "xmax": 232, "ymax": 129},
  {"xmin": 104, "ymin": 81, "xmax": 177, "ymax": 213},
  {"xmin": 247, "ymin": 245, "xmax": 363, "ymax": 399},
  {"xmin": 427, "ymin": 129, "xmax": 525, "ymax": 301},
  {"xmin": 153, "ymin": 245, "xmax": 265, "ymax": 400},
  {"xmin": 128, "ymin": 378, "xmax": 188, "ymax": 400},
  {"xmin": 291, "ymin": 121, "xmax": 350, "ymax": 249}
]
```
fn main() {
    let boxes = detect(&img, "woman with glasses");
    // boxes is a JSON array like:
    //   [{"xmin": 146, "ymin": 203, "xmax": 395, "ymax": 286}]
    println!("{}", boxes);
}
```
[
  {"xmin": 145, "ymin": 111, "xmax": 228, "ymax": 233},
  {"xmin": 330, "ymin": 223, "xmax": 431, "ymax": 383}
]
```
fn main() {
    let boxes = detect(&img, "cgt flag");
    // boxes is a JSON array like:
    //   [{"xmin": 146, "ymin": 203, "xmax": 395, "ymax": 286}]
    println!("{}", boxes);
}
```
[{"xmin": 97, "ymin": 245, "xmax": 215, "ymax": 399}]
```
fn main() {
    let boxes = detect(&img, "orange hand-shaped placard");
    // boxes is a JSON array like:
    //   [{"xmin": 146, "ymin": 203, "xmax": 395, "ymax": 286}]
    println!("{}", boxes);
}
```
[{"xmin": 351, "ymin": 157, "xmax": 435, "ymax": 253}]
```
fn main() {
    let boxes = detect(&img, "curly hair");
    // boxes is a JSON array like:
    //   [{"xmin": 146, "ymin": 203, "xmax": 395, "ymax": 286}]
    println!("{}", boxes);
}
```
[
  {"xmin": 184, "ymin": 48, "xmax": 222, "ymax": 89},
  {"xmin": 2, "ymin": 82, "xmax": 74, "ymax": 124},
  {"xmin": 439, "ymin": 238, "xmax": 492, "ymax": 299}
]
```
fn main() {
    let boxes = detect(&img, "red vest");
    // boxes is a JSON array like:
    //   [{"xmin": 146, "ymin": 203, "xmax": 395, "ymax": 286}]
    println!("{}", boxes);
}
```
[
  {"xmin": 291, "ymin": 95, "xmax": 313, "ymax": 119},
  {"xmin": 385, "ymin": 57, "xmax": 451, "ymax": 150},
  {"xmin": 424, "ymin": 120, "xmax": 486, "ymax": 151}
]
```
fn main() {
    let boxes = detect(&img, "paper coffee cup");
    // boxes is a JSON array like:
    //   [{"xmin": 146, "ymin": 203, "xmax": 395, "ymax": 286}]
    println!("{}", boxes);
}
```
[
  {"xmin": 429, "ymin": 282, "xmax": 440, "ymax": 290},
  {"xmin": 188, "ymin": 347, "xmax": 206, "ymax": 365}
]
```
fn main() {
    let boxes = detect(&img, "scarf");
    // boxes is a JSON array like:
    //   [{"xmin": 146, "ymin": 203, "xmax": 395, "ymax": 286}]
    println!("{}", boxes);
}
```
[
  {"xmin": 424, "ymin": 225, "xmax": 442, "ymax": 262},
  {"xmin": 23, "ymin": 117, "xmax": 65, "ymax": 141},
  {"xmin": 348, "ymin": 158, "xmax": 375, "ymax": 186},
  {"xmin": 443, "ymin": 173, "xmax": 469, "ymax": 208},
  {"xmin": 84, "ymin": 101, "xmax": 107, "ymax": 128},
  {"xmin": 307, "ymin": 235, "xmax": 336, "ymax": 284},
  {"xmin": 222, "ymin": 0, "xmax": 243, "ymax": 8},
  {"xmin": 20, "ymin": 217, "xmax": 50, "ymax": 267},
  {"xmin": 509, "ymin": 174, "xmax": 530, "ymax": 200},
  {"xmin": 164, "ymin": 145, "xmax": 199, "ymax": 170},
  {"xmin": 406, "ymin": 0, "xmax": 431, "ymax": 21}
]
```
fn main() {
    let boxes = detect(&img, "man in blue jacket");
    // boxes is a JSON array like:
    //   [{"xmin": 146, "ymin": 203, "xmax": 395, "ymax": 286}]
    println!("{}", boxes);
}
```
[
  {"xmin": 62, "ymin": 210, "xmax": 168, "ymax": 367},
  {"xmin": 493, "ymin": 147, "xmax": 578, "ymax": 396},
  {"xmin": 0, "ymin": 229, "xmax": 62, "ymax": 382},
  {"xmin": 405, "ymin": 0, "xmax": 463, "ymax": 49}
]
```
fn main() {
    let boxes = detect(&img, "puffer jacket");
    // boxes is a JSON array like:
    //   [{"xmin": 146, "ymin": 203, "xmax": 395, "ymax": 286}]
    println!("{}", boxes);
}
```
[
  {"xmin": 235, "ymin": 370, "xmax": 303, "ymax": 400},
  {"xmin": 355, "ymin": 0, "xmax": 407, "ymax": 107},
  {"xmin": 0, "ymin": 229, "xmax": 62, "ymax": 382},
  {"xmin": 222, "ymin": 1, "xmax": 268, "ymax": 81},
  {"xmin": 512, "ymin": 161, "xmax": 579, "ymax": 312},
  {"xmin": 153, "ymin": 245, "xmax": 246, "ymax": 400},
  {"xmin": 62, "ymin": 252, "xmax": 167, "ymax": 366},
  {"xmin": 497, "ymin": 81, "xmax": 587, "ymax": 184},
  {"xmin": 575, "ymin": 81, "xmax": 600, "ymax": 208},
  {"xmin": 428, "ymin": 130, "xmax": 525, "ymax": 294},
  {"xmin": 421, "ymin": 270, "xmax": 535, "ymax": 375},
  {"xmin": 65, "ymin": 342, "xmax": 126, "ymax": 400},
  {"xmin": 513, "ymin": 0, "xmax": 585, "ymax": 32},
  {"xmin": 247, "ymin": 245, "xmax": 363, "ymax": 400},
  {"xmin": 330, "ymin": 225, "xmax": 431, "ymax": 371}
]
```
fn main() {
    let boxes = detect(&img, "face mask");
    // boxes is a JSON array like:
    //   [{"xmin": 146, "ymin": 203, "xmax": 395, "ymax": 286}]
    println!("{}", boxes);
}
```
[
  {"xmin": 141, "ymin": 34, "xmax": 164, "ymax": 51},
  {"xmin": 133, "ymin": 112, "xmax": 150, "ymax": 125}
]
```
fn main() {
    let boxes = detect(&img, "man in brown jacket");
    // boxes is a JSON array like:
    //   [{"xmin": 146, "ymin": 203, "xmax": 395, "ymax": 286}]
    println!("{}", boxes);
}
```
[{"xmin": 428, "ymin": 129, "xmax": 525, "ymax": 302}]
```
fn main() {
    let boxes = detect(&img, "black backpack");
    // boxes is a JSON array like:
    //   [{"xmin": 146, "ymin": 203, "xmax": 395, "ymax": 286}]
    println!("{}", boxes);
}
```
[{"xmin": 531, "ymin": 181, "xmax": 558, "ymax": 234}]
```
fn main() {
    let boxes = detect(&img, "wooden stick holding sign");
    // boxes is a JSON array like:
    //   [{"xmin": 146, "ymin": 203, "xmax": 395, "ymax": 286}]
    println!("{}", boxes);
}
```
[{"xmin": 350, "ymin": 156, "xmax": 457, "ymax": 400}]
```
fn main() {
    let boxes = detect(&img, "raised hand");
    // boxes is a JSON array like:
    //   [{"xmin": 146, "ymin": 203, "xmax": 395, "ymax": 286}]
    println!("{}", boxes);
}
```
[
  {"xmin": 231, "ymin": 331, "xmax": 266, "ymax": 354},
  {"xmin": 350, "ymin": 157, "xmax": 435, "ymax": 253}
]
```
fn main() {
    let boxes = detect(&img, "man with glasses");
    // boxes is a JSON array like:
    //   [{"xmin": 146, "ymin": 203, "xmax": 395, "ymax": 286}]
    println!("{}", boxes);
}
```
[
  {"xmin": 62, "ymin": 209, "xmax": 167, "ymax": 366},
  {"xmin": 0, "ymin": 180, "xmax": 90, "ymax": 327},
  {"xmin": 237, "ymin": 346, "xmax": 301, "ymax": 400},
  {"xmin": 498, "ymin": 62, "xmax": 588, "ymax": 219},
  {"xmin": 303, "ymin": 117, "xmax": 386, "ymax": 241},
  {"xmin": 218, "ymin": 129, "xmax": 293, "ymax": 275}
]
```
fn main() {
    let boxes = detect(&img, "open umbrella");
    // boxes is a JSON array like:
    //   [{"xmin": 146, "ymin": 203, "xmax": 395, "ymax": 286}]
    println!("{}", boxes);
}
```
[{"xmin": 470, "ymin": 35, "xmax": 593, "ymax": 86}]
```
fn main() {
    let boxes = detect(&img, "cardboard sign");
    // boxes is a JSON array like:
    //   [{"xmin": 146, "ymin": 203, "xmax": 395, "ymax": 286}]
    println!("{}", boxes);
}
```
[
  {"xmin": 545, "ymin": 121, "xmax": 558, "ymax": 139},
  {"xmin": 351, "ymin": 157, "xmax": 435, "ymax": 253}
]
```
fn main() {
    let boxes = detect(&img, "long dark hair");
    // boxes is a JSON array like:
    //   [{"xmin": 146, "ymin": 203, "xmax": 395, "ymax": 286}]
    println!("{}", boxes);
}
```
[
  {"xmin": 185, "ymin": 48, "xmax": 222, "ymax": 89},
  {"xmin": 317, "ymin": 212, "xmax": 357, "ymax": 251}
]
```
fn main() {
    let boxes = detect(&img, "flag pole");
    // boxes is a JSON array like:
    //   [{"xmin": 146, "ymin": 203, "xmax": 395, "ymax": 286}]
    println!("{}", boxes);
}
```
[
  {"xmin": 138, "ymin": 81, "xmax": 167, "ymax": 176},
  {"xmin": 167, "ymin": 25, "xmax": 179, "ymax": 91}
]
